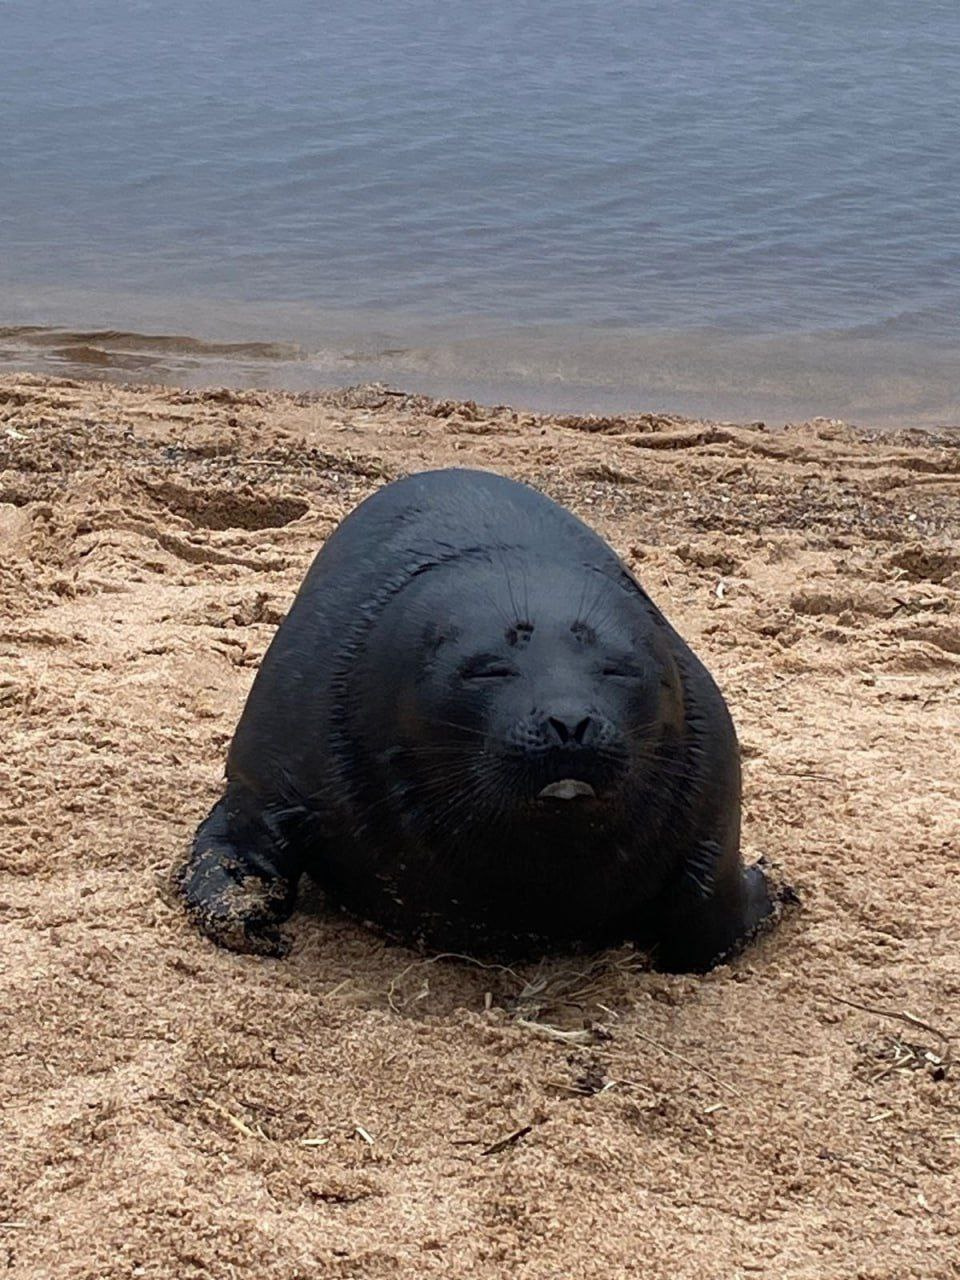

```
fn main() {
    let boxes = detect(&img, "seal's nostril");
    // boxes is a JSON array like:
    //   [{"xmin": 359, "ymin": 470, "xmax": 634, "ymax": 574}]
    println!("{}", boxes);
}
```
[
  {"xmin": 547, "ymin": 716, "xmax": 571, "ymax": 744},
  {"xmin": 573, "ymin": 716, "xmax": 592, "ymax": 744},
  {"xmin": 546, "ymin": 715, "xmax": 594, "ymax": 745}
]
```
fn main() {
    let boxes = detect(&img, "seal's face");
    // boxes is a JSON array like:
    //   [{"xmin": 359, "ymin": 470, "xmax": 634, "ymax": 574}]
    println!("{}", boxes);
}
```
[{"xmin": 362, "ymin": 559, "xmax": 685, "ymax": 843}]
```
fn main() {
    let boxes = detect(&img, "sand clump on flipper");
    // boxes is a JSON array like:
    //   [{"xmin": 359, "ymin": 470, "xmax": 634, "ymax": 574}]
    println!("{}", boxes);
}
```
[{"xmin": 1, "ymin": 373, "xmax": 958, "ymax": 1280}]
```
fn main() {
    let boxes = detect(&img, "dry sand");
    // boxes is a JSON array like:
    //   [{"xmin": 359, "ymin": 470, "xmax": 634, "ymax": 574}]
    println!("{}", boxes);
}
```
[{"xmin": 1, "ymin": 372, "xmax": 958, "ymax": 1279}]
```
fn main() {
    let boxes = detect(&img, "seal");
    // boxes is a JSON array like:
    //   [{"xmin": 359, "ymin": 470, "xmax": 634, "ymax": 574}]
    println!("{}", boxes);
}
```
[{"xmin": 179, "ymin": 468, "xmax": 774, "ymax": 972}]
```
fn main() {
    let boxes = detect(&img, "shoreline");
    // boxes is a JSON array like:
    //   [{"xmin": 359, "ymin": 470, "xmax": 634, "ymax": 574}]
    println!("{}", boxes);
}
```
[
  {"xmin": 2, "ymin": 372, "xmax": 958, "ymax": 1278},
  {"xmin": 3, "ymin": 311, "xmax": 960, "ymax": 431}
]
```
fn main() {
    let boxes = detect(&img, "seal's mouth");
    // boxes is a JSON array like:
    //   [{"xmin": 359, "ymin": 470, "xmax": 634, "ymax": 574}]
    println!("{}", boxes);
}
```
[{"xmin": 537, "ymin": 778, "xmax": 597, "ymax": 801}]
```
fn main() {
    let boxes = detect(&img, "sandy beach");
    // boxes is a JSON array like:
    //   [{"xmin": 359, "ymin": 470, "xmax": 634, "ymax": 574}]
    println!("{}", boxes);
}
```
[{"xmin": 2, "ymin": 372, "xmax": 958, "ymax": 1278}]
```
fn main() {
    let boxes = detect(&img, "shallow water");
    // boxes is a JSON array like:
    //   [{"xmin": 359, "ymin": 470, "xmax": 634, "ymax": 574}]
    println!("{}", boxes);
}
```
[{"xmin": 3, "ymin": 0, "xmax": 960, "ymax": 423}]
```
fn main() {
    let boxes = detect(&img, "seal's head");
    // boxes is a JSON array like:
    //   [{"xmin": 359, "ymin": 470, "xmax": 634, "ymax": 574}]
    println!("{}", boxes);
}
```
[{"xmin": 357, "ymin": 556, "xmax": 686, "ymax": 845}]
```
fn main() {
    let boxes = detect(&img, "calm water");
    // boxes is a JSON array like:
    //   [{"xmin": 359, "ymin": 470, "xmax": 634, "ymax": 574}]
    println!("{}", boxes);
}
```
[{"xmin": 3, "ymin": 0, "xmax": 960, "ymax": 424}]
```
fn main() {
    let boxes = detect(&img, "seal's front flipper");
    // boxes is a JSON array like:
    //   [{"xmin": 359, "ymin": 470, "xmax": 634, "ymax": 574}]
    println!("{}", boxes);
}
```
[
  {"xmin": 740, "ymin": 861, "xmax": 776, "ymax": 936},
  {"xmin": 647, "ymin": 845, "xmax": 775, "ymax": 974},
  {"xmin": 178, "ymin": 791, "xmax": 302, "ymax": 956}
]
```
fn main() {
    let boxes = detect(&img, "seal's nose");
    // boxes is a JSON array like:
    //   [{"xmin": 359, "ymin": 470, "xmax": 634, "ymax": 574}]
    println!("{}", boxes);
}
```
[{"xmin": 546, "ymin": 714, "xmax": 594, "ymax": 746}]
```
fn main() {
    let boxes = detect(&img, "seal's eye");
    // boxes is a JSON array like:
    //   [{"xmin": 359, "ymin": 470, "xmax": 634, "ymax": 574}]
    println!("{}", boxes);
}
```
[
  {"xmin": 460, "ymin": 655, "xmax": 518, "ymax": 681},
  {"xmin": 601, "ymin": 660, "xmax": 646, "ymax": 680}
]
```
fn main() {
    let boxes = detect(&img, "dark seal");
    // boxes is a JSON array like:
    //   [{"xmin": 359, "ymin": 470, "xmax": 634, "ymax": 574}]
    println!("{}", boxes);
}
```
[{"xmin": 179, "ymin": 468, "xmax": 774, "ymax": 972}]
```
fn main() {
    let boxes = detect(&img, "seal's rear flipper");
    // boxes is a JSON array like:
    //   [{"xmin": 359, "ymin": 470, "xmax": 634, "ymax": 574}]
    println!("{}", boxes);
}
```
[{"xmin": 178, "ymin": 791, "xmax": 302, "ymax": 956}]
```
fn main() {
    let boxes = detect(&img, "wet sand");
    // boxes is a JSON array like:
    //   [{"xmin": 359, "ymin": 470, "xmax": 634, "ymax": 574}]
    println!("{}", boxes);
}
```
[
  {"xmin": 1, "ymin": 373, "xmax": 958, "ymax": 1278},
  {"xmin": 4, "ymin": 318, "xmax": 960, "ymax": 428}
]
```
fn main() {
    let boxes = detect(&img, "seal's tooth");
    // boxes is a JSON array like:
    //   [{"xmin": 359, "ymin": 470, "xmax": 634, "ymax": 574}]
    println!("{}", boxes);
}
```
[{"xmin": 537, "ymin": 779, "xmax": 597, "ymax": 800}]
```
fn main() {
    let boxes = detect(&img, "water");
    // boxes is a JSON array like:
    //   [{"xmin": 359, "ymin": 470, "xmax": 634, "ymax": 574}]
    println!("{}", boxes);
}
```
[{"xmin": 3, "ymin": 0, "xmax": 960, "ymax": 424}]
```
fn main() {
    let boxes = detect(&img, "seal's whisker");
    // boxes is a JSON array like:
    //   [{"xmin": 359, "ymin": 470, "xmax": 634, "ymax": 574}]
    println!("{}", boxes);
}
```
[
  {"xmin": 353, "ymin": 752, "xmax": 506, "ymax": 829},
  {"xmin": 396, "ymin": 744, "xmax": 489, "ymax": 765},
  {"xmin": 519, "ymin": 559, "xmax": 531, "ymax": 624},
  {"xmin": 634, "ymin": 755, "xmax": 699, "ymax": 788},
  {"xmin": 476, "ymin": 591, "xmax": 513, "ymax": 631},
  {"xmin": 404, "ymin": 759, "xmax": 486, "ymax": 783},
  {"xmin": 572, "ymin": 572, "xmax": 592, "ymax": 629},
  {"xmin": 578, "ymin": 581, "xmax": 618, "ymax": 631},
  {"xmin": 494, "ymin": 544, "xmax": 524, "ymax": 628},
  {"xmin": 621, "ymin": 721, "xmax": 674, "ymax": 745},
  {"xmin": 413, "ymin": 766, "xmax": 493, "ymax": 801},
  {"xmin": 418, "ymin": 758, "xmax": 511, "ymax": 832},
  {"xmin": 419, "ymin": 756, "xmax": 504, "ymax": 802},
  {"xmin": 350, "ymin": 763, "xmax": 485, "ymax": 826},
  {"xmin": 420, "ymin": 718, "xmax": 491, "ymax": 740}
]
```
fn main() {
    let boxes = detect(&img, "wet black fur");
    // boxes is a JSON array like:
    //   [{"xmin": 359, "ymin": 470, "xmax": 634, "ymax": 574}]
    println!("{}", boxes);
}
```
[{"xmin": 178, "ymin": 468, "xmax": 773, "ymax": 971}]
